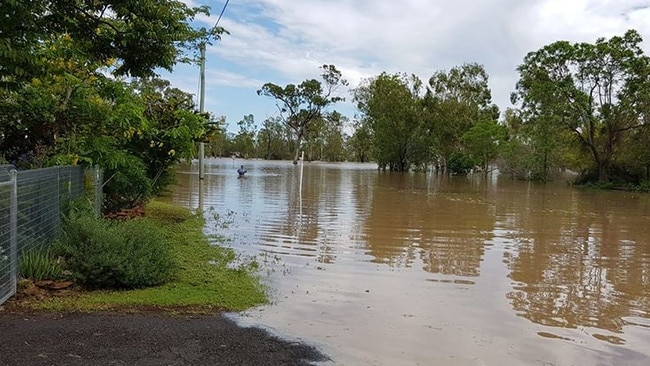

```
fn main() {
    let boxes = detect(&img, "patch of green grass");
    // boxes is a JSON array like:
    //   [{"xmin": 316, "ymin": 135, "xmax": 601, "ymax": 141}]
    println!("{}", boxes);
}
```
[
  {"xmin": 19, "ymin": 247, "xmax": 63, "ymax": 281},
  {"xmin": 145, "ymin": 200, "xmax": 193, "ymax": 223},
  {"xmin": 35, "ymin": 204, "xmax": 267, "ymax": 313}
]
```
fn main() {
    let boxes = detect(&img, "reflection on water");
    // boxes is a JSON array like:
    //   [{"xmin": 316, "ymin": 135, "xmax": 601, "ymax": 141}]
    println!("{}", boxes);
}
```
[
  {"xmin": 503, "ymin": 187, "xmax": 650, "ymax": 338},
  {"xmin": 165, "ymin": 159, "xmax": 650, "ymax": 365},
  {"xmin": 363, "ymin": 173, "xmax": 494, "ymax": 277}
]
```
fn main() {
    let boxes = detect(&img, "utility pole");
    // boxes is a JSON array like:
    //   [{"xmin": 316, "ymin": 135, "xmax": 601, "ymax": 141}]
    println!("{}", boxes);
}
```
[
  {"xmin": 198, "ymin": 43, "xmax": 206, "ymax": 180},
  {"xmin": 198, "ymin": 0, "xmax": 229, "ymax": 180}
]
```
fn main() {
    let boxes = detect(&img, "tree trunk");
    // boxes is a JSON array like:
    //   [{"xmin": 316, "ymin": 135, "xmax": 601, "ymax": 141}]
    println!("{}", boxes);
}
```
[
  {"xmin": 598, "ymin": 161, "xmax": 609, "ymax": 182},
  {"xmin": 292, "ymin": 136, "xmax": 302, "ymax": 165}
]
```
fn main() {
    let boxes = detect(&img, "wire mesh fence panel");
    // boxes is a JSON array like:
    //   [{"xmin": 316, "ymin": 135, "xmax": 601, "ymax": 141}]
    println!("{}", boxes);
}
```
[
  {"xmin": 0, "ymin": 166, "xmax": 85, "ymax": 305},
  {"xmin": 16, "ymin": 166, "xmax": 84, "ymax": 254},
  {"xmin": 0, "ymin": 167, "xmax": 16, "ymax": 304}
]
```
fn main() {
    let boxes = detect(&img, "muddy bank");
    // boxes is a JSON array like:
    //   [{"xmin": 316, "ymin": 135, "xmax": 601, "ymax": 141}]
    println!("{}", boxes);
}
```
[{"xmin": 0, "ymin": 312, "xmax": 327, "ymax": 366}]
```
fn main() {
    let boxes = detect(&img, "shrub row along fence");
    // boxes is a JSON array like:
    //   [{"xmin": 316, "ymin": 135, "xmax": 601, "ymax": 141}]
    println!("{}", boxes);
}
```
[{"xmin": 0, "ymin": 165, "xmax": 99, "ymax": 305}]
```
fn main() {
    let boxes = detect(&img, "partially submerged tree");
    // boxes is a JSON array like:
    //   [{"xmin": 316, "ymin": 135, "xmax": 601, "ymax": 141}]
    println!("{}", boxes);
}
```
[
  {"xmin": 461, "ymin": 118, "xmax": 507, "ymax": 174},
  {"xmin": 423, "ymin": 63, "xmax": 498, "ymax": 173},
  {"xmin": 512, "ymin": 29, "xmax": 650, "ymax": 182},
  {"xmin": 232, "ymin": 114, "xmax": 257, "ymax": 158},
  {"xmin": 354, "ymin": 72, "xmax": 425, "ymax": 171},
  {"xmin": 348, "ymin": 119, "xmax": 373, "ymax": 163},
  {"xmin": 258, "ymin": 65, "xmax": 348, "ymax": 164},
  {"xmin": 256, "ymin": 117, "xmax": 292, "ymax": 160}
]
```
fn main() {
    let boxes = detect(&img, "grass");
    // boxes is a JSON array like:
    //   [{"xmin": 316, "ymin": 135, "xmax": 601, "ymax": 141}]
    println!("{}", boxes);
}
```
[
  {"xmin": 19, "ymin": 247, "xmax": 64, "ymax": 282},
  {"xmin": 31, "ymin": 201, "xmax": 267, "ymax": 313}
]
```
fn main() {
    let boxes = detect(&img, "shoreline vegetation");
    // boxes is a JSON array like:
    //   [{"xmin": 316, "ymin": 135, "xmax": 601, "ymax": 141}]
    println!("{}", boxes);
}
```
[{"xmin": 10, "ymin": 201, "xmax": 268, "ymax": 314}]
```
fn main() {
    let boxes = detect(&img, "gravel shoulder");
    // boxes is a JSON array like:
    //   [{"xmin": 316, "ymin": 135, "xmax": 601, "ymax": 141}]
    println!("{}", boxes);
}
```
[{"xmin": 0, "ymin": 311, "xmax": 328, "ymax": 366}]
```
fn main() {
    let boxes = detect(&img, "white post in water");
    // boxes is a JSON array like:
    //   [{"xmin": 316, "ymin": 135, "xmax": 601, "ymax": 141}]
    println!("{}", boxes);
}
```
[
  {"xmin": 299, "ymin": 151, "xmax": 304, "ymax": 195},
  {"xmin": 198, "ymin": 43, "xmax": 206, "ymax": 180},
  {"xmin": 299, "ymin": 151, "xmax": 304, "ymax": 218}
]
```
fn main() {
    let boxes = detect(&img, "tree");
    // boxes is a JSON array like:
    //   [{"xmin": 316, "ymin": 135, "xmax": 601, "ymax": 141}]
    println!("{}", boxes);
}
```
[
  {"xmin": 499, "ymin": 108, "xmax": 572, "ymax": 181},
  {"xmin": 232, "ymin": 114, "xmax": 257, "ymax": 158},
  {"xmin": 125, "ymin": 78, "xmax": 212, "ymax": 197},
  {"xmin": 348, "ymin": 119, "xmax": 373, "ymax": 163},
  {"xmin": 204, "ymin": 115, "xmax": 228, "ymax": 157},
  {"xmin": 423, "ymin": 63, "xmax": 498, "ymax": 173},
  {"xmin": 512, "ymin": 30, "xmax": 650, "ymax": 182},
  {"xmin": 257, "ymin": 117, "xmax": 292, "ymax": 160},
  {"xmin": 0, "ymin": 35, "xmax": 112, "ymax": 168},
  {"xmin": 461, "ymin": 119, "xmax": 507, "ymax": 174},
  {"xmin": 0, "ymin": 43, "xmax": 212, "ymax": 211},
  {"xmin": 258, "ymin": 65, "xmax": 348, "ymax": 164},
  {"xmin": 303, "ymin": 116, "xmax": 327, "ymax": 161},
  {"xmin": 0, "ymin": 0, "xmax": 223, "ymax": 87},
  {"xmin": 321, "ymin": 112, "xmax": 349, "ymax": 162},
  {"xmin": 0, "ymin": 1, "xmax": 226, "ymax": 211},
  {"xmin": 354, "ymin": 73, "xmax": 425, "ymax": 171}
]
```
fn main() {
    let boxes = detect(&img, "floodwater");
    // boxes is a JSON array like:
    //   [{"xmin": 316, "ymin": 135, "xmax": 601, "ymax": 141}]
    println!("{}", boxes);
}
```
[{"xmin": 166, "ymin": 159, "xmax": 650, "ymax": 366}]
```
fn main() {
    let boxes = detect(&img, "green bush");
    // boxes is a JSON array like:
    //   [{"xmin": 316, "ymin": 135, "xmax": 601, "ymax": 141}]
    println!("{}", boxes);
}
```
[
  {"xmin": 102, "ymin": 154, "xmax": 153, "ymax": 213},
  {"xmin": 19, "ymin": 248, "xmax": 64, "ymax": 281},
  {"xmin": 448, "ymin": 152, "xmax": 475, "ymax": 175},
  {"xmin": 145, "ymin": 200, "xmax": 192, "ymax": 223},
  {"xmin": 54, "ymin": 213, "xmax": 175, "ymax": 289}
]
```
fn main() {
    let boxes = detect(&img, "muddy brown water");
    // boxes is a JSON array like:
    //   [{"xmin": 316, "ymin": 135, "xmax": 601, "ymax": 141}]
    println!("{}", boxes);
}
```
[{"xmin": 165, "ymin": 159, "xmax": 650, "ymax": 366}]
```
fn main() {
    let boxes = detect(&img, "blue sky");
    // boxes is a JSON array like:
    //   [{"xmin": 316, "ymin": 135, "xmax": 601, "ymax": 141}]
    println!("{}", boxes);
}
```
[{"xmin": 163, "ymin": 0, "xmax": 650, "ymax": 134}]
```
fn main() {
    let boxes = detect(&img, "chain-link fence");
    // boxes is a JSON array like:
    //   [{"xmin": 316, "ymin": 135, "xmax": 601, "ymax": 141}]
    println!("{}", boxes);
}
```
[{"xmin": 0, "ymin": 165, "xmax": 89, "ymax": 305}]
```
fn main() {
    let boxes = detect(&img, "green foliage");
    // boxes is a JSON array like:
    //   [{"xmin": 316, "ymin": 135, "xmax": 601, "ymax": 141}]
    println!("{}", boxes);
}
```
[
  {"xmin": 1, "ymin": 3, "xmax": 224, "ymax": 211},
  {"xmin": 0, "ymin": 53, "xmax": 211, "ymax": 211},
  {"xmin": 231, "ymin": 114, "xmax": 257, "ymax": 158},
  {"xmin": 512, "ymin": 29, "xmax": 650, "ymax": 183},
  {"xmin": 37, "ymin": 208, "xmax": 267, "ymax": 312},
  {"xmin": 461, "ymin": 119, "xmax": 507, "ymax": 173},
  {"xmin": 102, "ymin": 154, "xmax": 153, "ymax": 212},
  {"xmin": 19, "ymin": 248, "xmax": 64, "ymax": 282},
  {"xmin": 353, "ymin": 64, "xmax": 498, "ymax": 172},
  {"xmin": 254, "ymin": 117, "xmax": 294, "ymax": 160},
  {"xmin": 54, "ymin": 213, "xmax": 176, "ymax": 289},
  {"xmin": 354, "ymin": 72, "xmax": 424, "ymax": 171},
  {"xmin": 1, "ymin": 0, "xmax": 224, "ymax": 87},
  {"xmin": 348, "ymin": 120, "xmax": 374, "ymax": 163},
  {"xmin": 448, "ymin": 152, "xmax": 475, "ymax": 175},
  {"xmin": 320, "ymin": 112, "xmax": 349, "ymax": 162},
  {"xmin": 258, "ymin": 65, "xmax": 348, "ymax": 164},
  {"xmin": 145, "ymin": 201, "xmax": 193, "ymax": 223},
  {"xmin": 423, "ymin": 63, "xmax": 499, "ymax": 171}
]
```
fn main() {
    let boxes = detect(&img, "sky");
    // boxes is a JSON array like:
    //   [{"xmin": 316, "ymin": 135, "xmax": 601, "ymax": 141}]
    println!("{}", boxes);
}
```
[{"xmin": 162, "ymin": 0, "xmax": 650, "ymax": 134}]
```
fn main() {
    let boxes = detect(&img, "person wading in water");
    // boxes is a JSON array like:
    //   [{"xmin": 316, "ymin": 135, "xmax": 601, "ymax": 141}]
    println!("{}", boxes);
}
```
[{"xmin": 237, "ymin": 165, "xmax": 247, "ymax": 178}]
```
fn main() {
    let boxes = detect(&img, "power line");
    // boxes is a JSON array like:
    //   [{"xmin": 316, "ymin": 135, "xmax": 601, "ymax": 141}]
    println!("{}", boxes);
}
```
[
  {"xmin": 195, "ymin": 0, "xmax": 230, "ymax": 106},
  {"xmin": 215, "ymin": 0, "xmax": 230, "ymax": 28}
]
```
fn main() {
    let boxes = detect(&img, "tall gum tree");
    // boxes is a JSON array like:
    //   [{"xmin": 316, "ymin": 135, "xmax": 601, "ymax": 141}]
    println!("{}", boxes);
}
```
[
  {"xmin": 423, "ymin": 63, "xmax": 498, "ymax": 173},
  {"xmin": 354, "ymin": 73, "xmax": 424, "ymax": 171},
  {"xmin": 258, "ymin": 65, "xmax": 347, "ymax": 165},
  {"xmin": 512, "ymin": 30, "xmax": 650, "ymax": 182}
]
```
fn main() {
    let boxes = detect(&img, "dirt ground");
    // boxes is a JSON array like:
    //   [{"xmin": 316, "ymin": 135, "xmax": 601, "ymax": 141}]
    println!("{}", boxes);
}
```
[{"xmin": 0, "ymin": 311, "xmax": 328, "ymax": 366}]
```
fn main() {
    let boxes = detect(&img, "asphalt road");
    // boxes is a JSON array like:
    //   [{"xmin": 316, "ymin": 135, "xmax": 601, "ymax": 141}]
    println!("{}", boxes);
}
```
[{"xmin": 0, "ymin": 312, "xmax": 328, "ymax": 366}]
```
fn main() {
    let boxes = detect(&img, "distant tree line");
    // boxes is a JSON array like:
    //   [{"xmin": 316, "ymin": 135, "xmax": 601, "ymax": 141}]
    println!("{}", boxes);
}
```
[
  {"xmin": 250, "ymin": 30, "xmax": 650, "ymax": 186},
  {"xmin": 205, "ymin": 111, "xmax": 353, "ymax": 163}
]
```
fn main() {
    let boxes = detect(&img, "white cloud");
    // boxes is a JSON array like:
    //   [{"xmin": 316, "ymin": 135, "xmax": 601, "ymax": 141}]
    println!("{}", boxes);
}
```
[
  {"xmin": 168, "ymin": 0, "xmax": 650, "ymax": 130},
  {"xmin": 204, "ymin": 68, "xmax": 265, "ymax": 89}
]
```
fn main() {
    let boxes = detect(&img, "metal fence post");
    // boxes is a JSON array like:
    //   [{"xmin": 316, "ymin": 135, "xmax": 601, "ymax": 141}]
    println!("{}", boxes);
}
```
[
  {"xmin": 94, "ymin": 165, "xmax": 102, "ymax": 217},
  {"xmin": 9, "ymin": 169, "xmax": 18, "ymax": 298}
]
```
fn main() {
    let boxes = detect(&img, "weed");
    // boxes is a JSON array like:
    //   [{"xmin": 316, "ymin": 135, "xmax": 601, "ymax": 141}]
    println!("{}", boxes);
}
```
[{"xmin": 19, "ymin": 248, "xmax": 63, "ymax": 281}]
